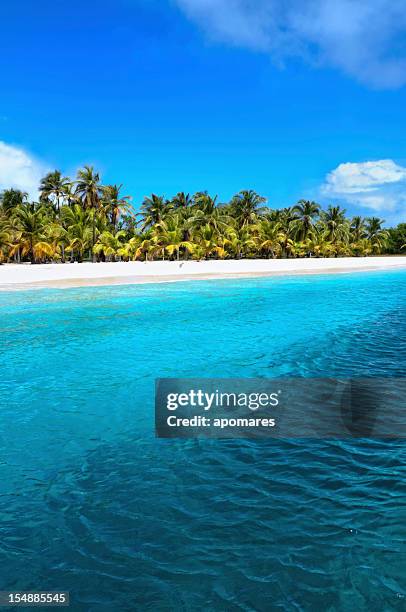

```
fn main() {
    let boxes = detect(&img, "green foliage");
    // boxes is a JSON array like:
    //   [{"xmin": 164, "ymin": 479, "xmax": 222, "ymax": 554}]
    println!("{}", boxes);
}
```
[
  {"xmin": 0, "ymin": 170, "xmax": 402, "ymax": 264},
  {"xmin": 387, "ymin": 223, "xmax": 406, "ymax": 254}
]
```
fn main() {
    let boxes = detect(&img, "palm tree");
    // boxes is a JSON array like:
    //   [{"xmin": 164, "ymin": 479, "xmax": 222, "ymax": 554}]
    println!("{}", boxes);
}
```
[
  {"xmin": 171, "ymin": 192, "xmax": 193, "ymax": 209},
  {"xmin": 265, "ymin": 209, "xmax": 296, "ymax": 258},
  {"xmin": 365, "ymin": 217, "xmax": 389, "ymax": 254},
  {"xmin": 94, "ymin": 230, "xmax": 127, "ymax": 261},
  {"xmin": 291, "ymin": 200, "xmax": 320, "ymax": 241},
  {"xmin": 62, "ymin": 204, "xmax": 93, "ymax": 262},
  {"xmin": 280, "ymin": 228, "xmax": 296, "ymax": 259},
  {"xmin": 140, "ymin": 194, "xmax": 172, "ymax": 230},
  {"xmin": 351, "ymin": 238, "xmax": 372, "ymax": 257},
  {"xmin": 230, "ymin": 190, "xmax": 267, "ymax": 228},
  {"xmin": 153, "ymin": 215, "xmax": 194, "ymax": 261},
  {"xmin": 350, "ymin": 216, "xmax": 366, "ymax": 242},
  {"xmin": 64, "ymin": 183, "xmax": 79, "ymax": 208},
  {"xmin": 193, "ymin": 192, "xmax": 217, "ymax": 213},
  {"xmin": 224, "ymin": 226, "xmax": 257, "ymax": 259},
  {"xmin": 321, "ymin": 205, "xmax": 349, "ymax": 247},
  {"xmin": 116, "ymin": 235, "xmax": 141, "ymax": 261},
  {"xmin": 75, "ymin": 166, "xmax": 103, "ymax": 261},
  {"xmin": 188, "ymin": 193, "xmax": 232, "ymax": 234},
  {"xmin": 102, "ymin": 184, "xmax": 132, "ymax": 231},
  {"xmin": 0, "ymin": 188, "xmax": 28, "ymax": 212},
  {"xmin": 194, "ymin": 224, "xmax": 225, "ymax": 259},
  {"xmin": 135, "ymin": 234, "xmax": 155, "ymax": 261},
  {"xmin": 12, "ymin": 205, "xmax": 53, "ymax": 263},
  {"xmin": 45, "ymin": 221, "xmax": 68, "ymax": 262},
  {"xmin": 0, "ymin": 224, "xmax": 11, "ymax": 263},
  {"xmin": 1, "ymin": 212, "xmax": 21, "ymax": 262},
  {"xmin": 303, "ymin": 231, "xmax": 332, "ymax": 258},
  {"xmin": 40, "ymin": 170, "xmax": 71, "ymax": 213},
  {"xmin": 258, "ymin": 221, "xmax": 285, "ymax": 258}
]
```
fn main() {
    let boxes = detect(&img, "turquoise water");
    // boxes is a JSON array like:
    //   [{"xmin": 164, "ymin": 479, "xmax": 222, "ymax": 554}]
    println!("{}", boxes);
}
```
[{"xmin": 0, "ymin": 269, "xmax": 405, "ymax": 611}]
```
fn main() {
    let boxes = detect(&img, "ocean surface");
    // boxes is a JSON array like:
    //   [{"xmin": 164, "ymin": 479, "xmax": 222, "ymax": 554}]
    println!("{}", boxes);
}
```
[{"xmin": 0, "ymin": 269, "xmax": 405, "ymax": 611}]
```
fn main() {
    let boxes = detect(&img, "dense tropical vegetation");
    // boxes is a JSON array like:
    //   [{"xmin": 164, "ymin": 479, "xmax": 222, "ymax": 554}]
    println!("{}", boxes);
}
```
[{"xmin": 0, "ymin": 167, "xmax": 404, "ymax": 264}]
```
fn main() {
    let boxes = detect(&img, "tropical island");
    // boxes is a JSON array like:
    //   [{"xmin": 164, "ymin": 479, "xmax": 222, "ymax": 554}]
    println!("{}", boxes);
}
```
[{"xmin": 1, "ymin": 166, "xmax": 405, "ymax": 268}]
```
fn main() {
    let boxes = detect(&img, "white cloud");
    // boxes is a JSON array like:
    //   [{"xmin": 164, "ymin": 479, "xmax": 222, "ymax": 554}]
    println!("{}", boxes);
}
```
[
  {"xmin": 0, "ymin": 141, "xmax": 49, "ymax": 200},
  {"xmin": 321, "ymin": 159, "xmax": 406, "ymax": 220},
  {"xmin": 175, "ymin": 0, "xmax": 406, "ymax": 88},
  {"xmin": 323, "ymin": 160, "xmax": 406, "ymax": 195}
]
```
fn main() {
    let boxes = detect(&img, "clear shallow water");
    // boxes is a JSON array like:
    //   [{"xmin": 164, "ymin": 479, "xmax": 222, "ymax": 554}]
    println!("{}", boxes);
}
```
[{"xmin": 0, "ymin": 270, "xmax": 405, "ymax": 611}]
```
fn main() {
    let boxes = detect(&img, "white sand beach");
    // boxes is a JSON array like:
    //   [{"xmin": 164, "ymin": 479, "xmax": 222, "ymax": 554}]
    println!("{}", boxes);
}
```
[{"xmin": 0, "ymin": 257, "xmax": 406, "ymax": 290}]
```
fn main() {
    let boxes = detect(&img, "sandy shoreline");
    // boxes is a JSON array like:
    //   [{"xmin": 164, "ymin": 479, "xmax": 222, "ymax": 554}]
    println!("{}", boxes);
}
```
[{"xmin": 0, "ymin": 257, "xmax": 405, "ymax": 290}]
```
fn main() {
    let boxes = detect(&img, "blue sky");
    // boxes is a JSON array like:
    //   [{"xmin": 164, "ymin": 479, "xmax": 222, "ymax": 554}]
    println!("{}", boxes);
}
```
[{"xmin": 1, "ymin": 0, "xmax": 406, "ymax": 223}]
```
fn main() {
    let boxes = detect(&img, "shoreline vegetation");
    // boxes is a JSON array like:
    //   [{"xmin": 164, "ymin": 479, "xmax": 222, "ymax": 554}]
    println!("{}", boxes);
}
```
[{"xmin": 1, "ymin": 166, "xmax": 405, "ymax": 269}]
